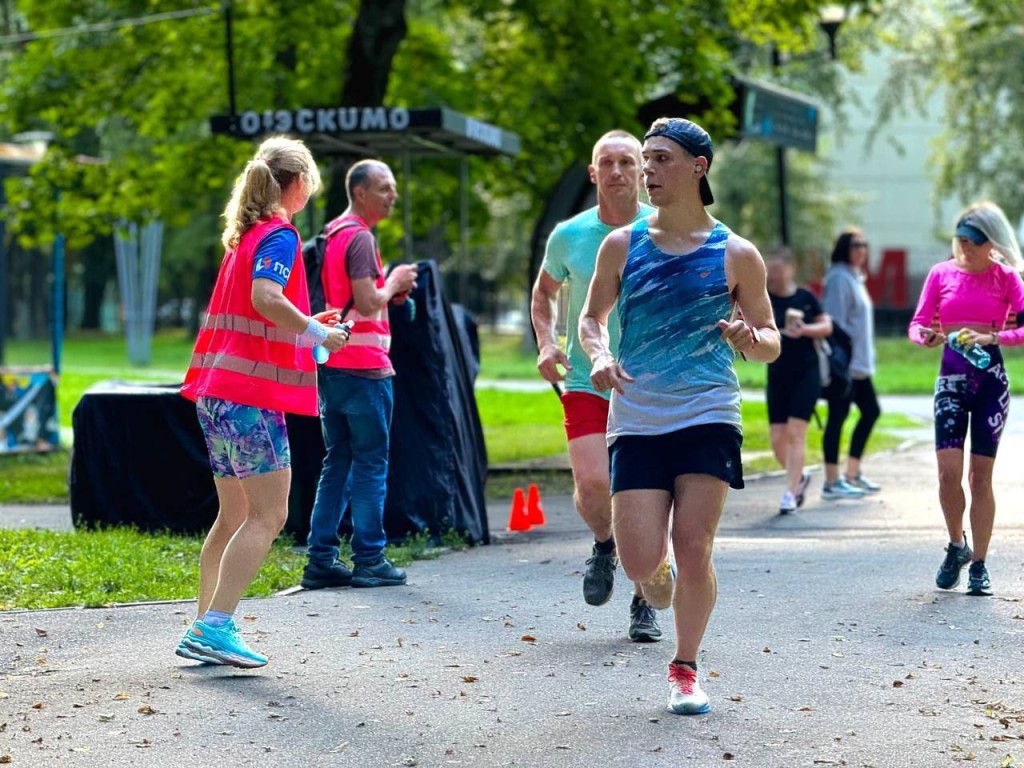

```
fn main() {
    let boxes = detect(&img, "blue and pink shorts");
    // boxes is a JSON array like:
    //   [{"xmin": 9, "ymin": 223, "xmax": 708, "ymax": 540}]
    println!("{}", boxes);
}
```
[{"xmin": 196, "ymin": 396, "xmax": 291, "ymax": 478}]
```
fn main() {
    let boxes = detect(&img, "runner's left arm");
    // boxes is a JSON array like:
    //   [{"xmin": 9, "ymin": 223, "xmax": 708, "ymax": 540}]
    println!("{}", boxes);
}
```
[
  {"xmin": 579, "ymin": 228, "xmax": 633, "ymax": 394},
  {"xmin": 720, "ymin": 235, "xmax": 781, "ymax": 363}
]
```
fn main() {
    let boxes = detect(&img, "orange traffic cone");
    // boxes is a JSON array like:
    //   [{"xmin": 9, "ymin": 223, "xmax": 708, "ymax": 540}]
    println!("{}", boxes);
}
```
[
  {"xmin": 526, "ymin": 483, "xmax": 546, "ymax": 527},
  {"xmin": 506, "ymin": 487, "xmax": 532, "ymax": 531}
]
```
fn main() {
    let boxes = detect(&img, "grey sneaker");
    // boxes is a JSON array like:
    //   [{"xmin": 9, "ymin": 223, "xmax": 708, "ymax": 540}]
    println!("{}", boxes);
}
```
[
  {"xmin": 844, "ymin": 473, "xmax": 880, "ymax": 493},
  {"xmin": 628, "ymin": 596, "xmax": 662, "ymax": 643},
  {"xmin": 936, "ymin": 539, "xmax": 973, "ymax": 590},
  {"xmin": 822, "ymin": 478, "xmax": 866, "ymax": 500},
  {"xmin": 351, "ymin": 557, "xmax": 407, "ymax": 588},
  {"xmin": 583, "ymin": 544, "xmax": 617, "ymax": 606},
  {"xmin": 966, "ymin": 560, "xmax": 992, "ymax": 596},
  {"xmin": 301, "ymin": 558, "xmax": 353, "ymax": 590}
]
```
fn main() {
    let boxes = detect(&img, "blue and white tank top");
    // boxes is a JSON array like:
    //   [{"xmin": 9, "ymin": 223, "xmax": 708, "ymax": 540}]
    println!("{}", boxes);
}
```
[{"xmin": 607, "ymin": 219, "xmax": 741, "ymax": 442}]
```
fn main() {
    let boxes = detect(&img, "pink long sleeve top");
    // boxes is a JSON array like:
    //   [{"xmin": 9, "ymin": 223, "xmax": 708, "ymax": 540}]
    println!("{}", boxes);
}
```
[{"xmin": 908, "ymin": 259, "xmax": 1024, "ymax": 346}]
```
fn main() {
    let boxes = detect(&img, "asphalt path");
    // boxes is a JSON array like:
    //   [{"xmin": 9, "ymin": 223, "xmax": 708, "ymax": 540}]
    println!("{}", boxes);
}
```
[{"xmin": 2, "ymin": 397, "xmax": 1024, "ymax": 767}]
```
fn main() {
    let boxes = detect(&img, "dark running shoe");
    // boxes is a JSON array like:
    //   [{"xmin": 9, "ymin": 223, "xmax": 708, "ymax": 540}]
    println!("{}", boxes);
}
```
[
  {"xmin": 966, "ymin": 561, "xmax": 992, "ymax": 596},
  {"xmin": 628, "ymin": 596, "xmax": 662, "ymax": 643},
  {"xmin": 583, "ymin": 544, "xmax": 617, "ymax": 606},
  {"xmin": 352, "ymin": 557, "xmax": 407, "ymax": 588},
  {"xmin": 795, "ymin": 471, "xmax": 812, "ymax": 508},
  {"xmin": 301, "ymin": 558, "xmax": 353, "ymax": 590},
  {"xmin": 935, "ymin": 539, "xmax": 973, "ymax": 590}
]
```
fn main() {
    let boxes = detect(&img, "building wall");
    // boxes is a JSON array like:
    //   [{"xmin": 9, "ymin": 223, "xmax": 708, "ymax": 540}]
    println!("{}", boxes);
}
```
[{"xmin": 821, "ymin": 49, "xmax": 960, "ymax": 287}]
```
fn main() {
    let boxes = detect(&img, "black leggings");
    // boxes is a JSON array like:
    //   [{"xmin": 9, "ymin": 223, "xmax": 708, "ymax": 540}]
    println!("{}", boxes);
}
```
[{"xmin": 823, "ymin": 377, "xmax": 881, "ymax": 464}]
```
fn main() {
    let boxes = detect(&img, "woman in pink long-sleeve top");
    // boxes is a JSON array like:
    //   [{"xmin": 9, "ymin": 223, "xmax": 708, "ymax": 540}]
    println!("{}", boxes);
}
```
[{"xmin": 908, "ymin": 200, "xmax": 1024, "ymax": 597}]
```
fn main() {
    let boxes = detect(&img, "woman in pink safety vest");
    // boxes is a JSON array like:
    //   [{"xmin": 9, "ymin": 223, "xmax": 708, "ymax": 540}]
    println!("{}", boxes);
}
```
[{"xmin": 177, "ymin": 136, "xmax": 349, "ymax": 669}]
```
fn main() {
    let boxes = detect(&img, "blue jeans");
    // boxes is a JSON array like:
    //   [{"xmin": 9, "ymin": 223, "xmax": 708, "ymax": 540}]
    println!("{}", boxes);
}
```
[{"xmin": 307, "ymin": 370, "xmax": 393, "ymax": 566}]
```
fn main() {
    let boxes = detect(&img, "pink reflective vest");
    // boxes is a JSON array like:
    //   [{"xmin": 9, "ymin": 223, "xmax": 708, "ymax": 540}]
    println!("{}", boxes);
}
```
[{"xmin": 181, "ymin": 216, "xmax": 318, "ymax": 416}]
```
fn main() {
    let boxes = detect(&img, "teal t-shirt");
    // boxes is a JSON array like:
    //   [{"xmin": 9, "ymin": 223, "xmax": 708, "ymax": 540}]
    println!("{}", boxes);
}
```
[{"xmin": 540, "ymin": 204, "xmax": 654, "ymax": 398}]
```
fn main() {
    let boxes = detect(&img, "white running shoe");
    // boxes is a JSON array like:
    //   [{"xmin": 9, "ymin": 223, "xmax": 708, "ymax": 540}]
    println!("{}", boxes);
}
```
[
  {"xmin": 640, "ymin": 559, "xmax": 675, "ymax": 610},
  {"xmin": 779, "ymin": 490, "xmax": 797, "ymax": 515},
  {"xmin": 667, "ymin": 663, "xmax": 710, "ymax": 715}
]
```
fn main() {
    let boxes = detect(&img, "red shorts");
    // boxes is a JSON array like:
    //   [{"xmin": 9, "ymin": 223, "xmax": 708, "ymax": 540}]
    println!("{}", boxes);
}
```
[{"xmin": 561, "ymin": 391, "xmax": 610, "ymax": 441}]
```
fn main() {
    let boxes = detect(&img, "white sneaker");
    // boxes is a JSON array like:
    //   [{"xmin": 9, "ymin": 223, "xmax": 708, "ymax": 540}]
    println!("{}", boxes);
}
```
[
  {"xmin": 640, "ymin": 559, "xmax": 675, "ymax": 610},
  {"xmin": 667, "ymin": 663, "xmax": 710, "ymax": 715},
  {"xmin": 779, "ymin": 490, "xmax": 797, "ymax": 515},
  {"xmin": 844, "ymin": 473, "xmax": 880, "ymax": 493},
  {"xmin": 822, "ymin": 478, "xmax": 866, "ymax": 500}
]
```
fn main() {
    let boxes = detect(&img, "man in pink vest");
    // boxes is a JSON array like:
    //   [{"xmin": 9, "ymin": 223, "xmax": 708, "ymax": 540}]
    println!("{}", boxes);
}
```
[{"xmin": 302, "ymin": 159, "xmax": 418, "ymax": 589}]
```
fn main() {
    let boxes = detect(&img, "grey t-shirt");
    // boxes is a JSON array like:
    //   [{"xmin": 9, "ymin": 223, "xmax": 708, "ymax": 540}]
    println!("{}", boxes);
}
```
[{"xmin": 822, "ymin": 263, "xmax": 875, "ymax": 377}]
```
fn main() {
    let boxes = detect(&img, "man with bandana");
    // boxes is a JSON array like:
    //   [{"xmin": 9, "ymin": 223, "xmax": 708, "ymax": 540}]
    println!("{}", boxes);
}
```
[{"xmin": 580, "ymin": 117, "xmax": 780, "ymax": 715}]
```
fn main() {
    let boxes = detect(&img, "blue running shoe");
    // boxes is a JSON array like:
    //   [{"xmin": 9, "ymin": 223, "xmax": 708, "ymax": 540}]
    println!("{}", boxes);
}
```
[
  {"xmin": 182, "ymin": 620, "xmax": 268, "ymax": 669},
  {"xmin": 175, "ymin": 632, "xmax": 224, "ymax": 665}
]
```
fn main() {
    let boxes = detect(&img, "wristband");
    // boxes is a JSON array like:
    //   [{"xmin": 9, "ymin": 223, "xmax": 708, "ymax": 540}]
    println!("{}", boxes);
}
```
[{"xmin": 297, "ymin": 317, "xmax": 329, "ymax": 348}]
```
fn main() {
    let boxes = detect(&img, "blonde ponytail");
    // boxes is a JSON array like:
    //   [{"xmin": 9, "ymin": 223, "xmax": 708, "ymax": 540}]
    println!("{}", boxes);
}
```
[{"xmin": 220, "ymin": 136, "xmax": 321, "ymax": 250}]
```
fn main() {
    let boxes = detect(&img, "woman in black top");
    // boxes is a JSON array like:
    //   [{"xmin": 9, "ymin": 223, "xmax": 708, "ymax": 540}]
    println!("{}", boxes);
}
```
[{"xmin": 765, "ymin": 251, "xmax": 833, "ymax": 513}]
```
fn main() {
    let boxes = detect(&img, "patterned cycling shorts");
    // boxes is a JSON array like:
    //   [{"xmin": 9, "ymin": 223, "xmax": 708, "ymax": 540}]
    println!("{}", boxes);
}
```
[
  {"xmin": 934, "ymin": 345, "xmax": 1009, "ymax": 458},
  {"xmin": 196, "ymin": 396, "xmax": 291, "ymax": 479}
]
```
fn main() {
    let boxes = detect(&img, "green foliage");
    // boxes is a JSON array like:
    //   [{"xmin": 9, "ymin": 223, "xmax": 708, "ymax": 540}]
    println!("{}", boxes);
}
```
[
  {"xmin": 870, "ymin": 0, "xmax": 1024, "ymax": 221},
  {"xmin": 1, "ymin": 0, "xmax": 860, "ymax": 260}
]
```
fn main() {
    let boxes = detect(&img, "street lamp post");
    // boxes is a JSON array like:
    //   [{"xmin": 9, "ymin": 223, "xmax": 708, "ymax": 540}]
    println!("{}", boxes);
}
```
[{"xmin": 773, "ymin": 6, "xmax": 846, "ymax": 247}]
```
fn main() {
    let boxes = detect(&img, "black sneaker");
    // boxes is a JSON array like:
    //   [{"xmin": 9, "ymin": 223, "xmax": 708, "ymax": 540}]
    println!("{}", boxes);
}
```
[
  {"xmin": 935, "ymin": 539, "xmax": 973, "ymax": 590},
  {"xmin": 351, "ymin": 557, "xmax": 407, "ymax": 588},
  {"xmin": 795, "ymin": 471, "xmax": 812, "ymax": 508},
  {"xmin": 301, "ymin": 559, "xmax": 353, "ymax": 590},
  {"xmin": 966, "ymin": 561, "xmax": 992, "ymax": 596},
  {"xmin": 628, "ymin": 596, "xmax": 662, "ymax": 643},
  {"xmin": 583, "ymin": 544, "xmax": 617, "ymax": 606}
]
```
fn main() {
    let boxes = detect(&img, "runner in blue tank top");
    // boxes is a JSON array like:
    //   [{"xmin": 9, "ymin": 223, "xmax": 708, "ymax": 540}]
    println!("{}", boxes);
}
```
[{"xmin": 580, "ymin": 117, "xmax": 780, "ymax": 716}]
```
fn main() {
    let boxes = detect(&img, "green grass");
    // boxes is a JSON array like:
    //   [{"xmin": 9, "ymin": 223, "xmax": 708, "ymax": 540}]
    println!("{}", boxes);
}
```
[
  {"xmin": 478, "ymin": 388, "xmax": 920, "ymax": 468},
  {"xmin": 0, "ymin": 527, "xmax": 457, "ymax": 611},
  {"xmin": 480, "ymin": 330, "xmax": 1024, "ymax": 395},
  {"xmin": 0, "ymin": 451, "xmax": 70, "ymax": 503}
]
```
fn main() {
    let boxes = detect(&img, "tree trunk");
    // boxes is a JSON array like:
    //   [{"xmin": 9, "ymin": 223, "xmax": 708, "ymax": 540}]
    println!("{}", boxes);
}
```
[
  {"xmin": 324, "ymin": 0, "xmax": 408, "ymax": 218},
  {"xmin": 79, "ymin": 237, "xmax": 112, "ymax": 330}
]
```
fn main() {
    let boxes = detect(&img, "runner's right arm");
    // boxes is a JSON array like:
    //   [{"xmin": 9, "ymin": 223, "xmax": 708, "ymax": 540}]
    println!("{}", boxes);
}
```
[
  {"xmin": 531, "ymin": 269, "xmax": 571, "ymax": 383},
  {"xmin": 579, "ymin": 228, "xmax": 632, "ymax": 395}
]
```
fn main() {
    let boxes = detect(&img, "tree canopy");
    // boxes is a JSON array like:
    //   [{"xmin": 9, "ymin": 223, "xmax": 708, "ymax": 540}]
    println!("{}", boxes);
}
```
[{"xmin": 1, "ymin": 0, "xmax": 854, "ymax": 253}]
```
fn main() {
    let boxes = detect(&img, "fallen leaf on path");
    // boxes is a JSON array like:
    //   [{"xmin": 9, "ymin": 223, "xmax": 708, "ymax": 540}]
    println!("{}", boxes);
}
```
[
  {"xmin": 138, "ymin": 705, "xmax": 156, "ymax": 715},
  {"xmin": 554, "ymin": 711, "xmax": 572, "ymax": 717},
  {"xmin": 34, "ymin": 628, "xmax": 47, "ymax": 637},
  {"xmin": 709, "ymin": 671, "xmax": 721, "ymax": 678},
  {"xmin": 797, "ymin": 707, "xmax": 814, "ymax": 712},
  {"xmin": 893, "ymin": 680, "xmax": 904, "ymax": 688},
  {"xmin": 329, "ymin": 742, "xmax": 350, "ymax": 753},
  {"xmin": 577, "ymin": 623, "xmax": 586, "ymax": 631},
  {"xmin": 0, "ymin": 692, "xmax": 7, "ymax": 699},
  {"xmin": 762, "ymin": 647, "xmax": 771, "ymax": 653},
  {"xmin": 460, "ymin": 676, "xmax": 478, "ymax": 683},
  {"xmin": 521, "ymin": 634, "xmax": 537, "ymax": 643},
  {"xmin": 31, "ymin": 702, "xmax": 43, "ymax": 709},
  {"xmin": 728, "ymin": 695, "xmax": 744, "ymax": 702},
  {"xmin": 98, "ymin": 713, "xmax": 115, "ymax": 722},
  {"xmin": 0, "ymin": 756, "xmax": 10, "ymax": 764},
  {"xmin": 113, "ymin": 693, "xmax": 129, "ymax": 701},
  {"xmin": 723, "ymin": 753, "xmax": 735, "ymax": 760}
]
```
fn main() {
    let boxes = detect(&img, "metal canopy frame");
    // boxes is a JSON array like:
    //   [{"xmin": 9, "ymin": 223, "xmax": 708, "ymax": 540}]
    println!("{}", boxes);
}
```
[
  {"xmin": 210, "ymin": 106, "xmax": 520, "ymax": 299},
  {"xmin": 213, "ymin": 4, "xmax": 520, "ymax": 301}
]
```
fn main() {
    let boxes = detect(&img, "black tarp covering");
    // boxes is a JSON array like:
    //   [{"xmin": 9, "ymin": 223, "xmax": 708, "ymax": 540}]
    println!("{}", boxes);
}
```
[
  {"xmin": 382, "ymin": 260, "xmax": 489, "ymax": 545},
  {"xmin": 71, "ymin": 259, "xmax": 489, "ymax": 544}
]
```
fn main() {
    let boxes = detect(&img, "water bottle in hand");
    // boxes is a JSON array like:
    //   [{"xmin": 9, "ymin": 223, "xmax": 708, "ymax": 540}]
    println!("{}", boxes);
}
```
[
  {"xmin": 948, "ymin": 328, "xmax": 991, "ymax": 369},
  {"xmin": 312, "ymin": 344, "xmax": 329, "ymax": 364}
]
